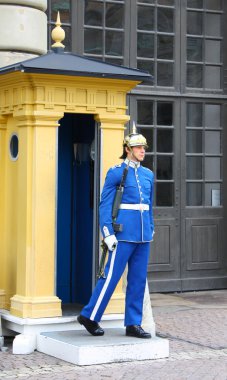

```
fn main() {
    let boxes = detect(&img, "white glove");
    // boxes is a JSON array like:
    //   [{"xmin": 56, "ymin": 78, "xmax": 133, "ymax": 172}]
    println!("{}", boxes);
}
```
[{"xmin": 104, "ymin": 235, "xmax": 118, "ymax": 251}]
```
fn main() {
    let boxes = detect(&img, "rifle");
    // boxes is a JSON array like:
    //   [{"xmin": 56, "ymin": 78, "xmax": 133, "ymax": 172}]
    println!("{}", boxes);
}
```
[{"xmin": 97, "ymin": 162, "xmax": 130, "ymax": 278}]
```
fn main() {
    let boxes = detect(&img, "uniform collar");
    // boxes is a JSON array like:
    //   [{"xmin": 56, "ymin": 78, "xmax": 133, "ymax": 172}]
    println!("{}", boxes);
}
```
[{"xmin": 124, "ymin": 158, "xmax": 141, "ymax": 169}]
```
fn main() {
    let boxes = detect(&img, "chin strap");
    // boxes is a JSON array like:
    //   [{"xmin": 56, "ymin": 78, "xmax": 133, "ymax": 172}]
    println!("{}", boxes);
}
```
[{"xmin": 129, "ymin": 148, "xmax": 139, "ymax": 164}]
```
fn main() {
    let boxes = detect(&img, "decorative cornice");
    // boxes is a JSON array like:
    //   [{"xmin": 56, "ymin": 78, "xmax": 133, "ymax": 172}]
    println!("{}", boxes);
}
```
[{"xmin": 0, "ymin": 72, "xmax": 132, "ymax": 118}]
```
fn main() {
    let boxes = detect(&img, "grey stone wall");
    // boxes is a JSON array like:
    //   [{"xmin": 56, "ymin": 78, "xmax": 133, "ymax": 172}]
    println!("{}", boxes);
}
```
[{"xmin": 0, "ymin": 0, "xmax": 47, "ymax": 68}]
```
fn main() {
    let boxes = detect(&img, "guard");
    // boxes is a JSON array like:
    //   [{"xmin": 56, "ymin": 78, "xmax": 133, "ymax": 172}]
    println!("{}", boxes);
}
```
[{"xmin": 77, "ymin": 128, "xmax": 154, "ymax": 338}]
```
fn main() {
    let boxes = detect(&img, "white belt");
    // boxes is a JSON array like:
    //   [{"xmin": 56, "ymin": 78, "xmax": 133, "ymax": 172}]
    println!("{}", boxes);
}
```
[{"xmin": 119, "ymin": 203, "xmax": 149, "ymax": 211}]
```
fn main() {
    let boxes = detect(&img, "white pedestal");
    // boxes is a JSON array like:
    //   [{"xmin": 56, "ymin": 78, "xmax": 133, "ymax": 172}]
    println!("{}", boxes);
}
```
[
  {"xmin": 37, "ymin": 329, "xmax": 169, "ymax": 366},
  {"xmin": 13, "ymin": 334, "xmax": 36, "ymax": 354}
]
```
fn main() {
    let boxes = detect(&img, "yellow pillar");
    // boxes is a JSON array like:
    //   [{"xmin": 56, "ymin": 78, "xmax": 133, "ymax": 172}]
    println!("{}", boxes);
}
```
[
  {"xmin": 95, "ymin": 114, "xmax": 130, "ymax": 314},
  {"xmin": 10, "ymin": 112, "xmax": 64, "ymax": 318},
  {"xmin": 0, "ymin": 116, "xmax": 7, "ymax": 309}
]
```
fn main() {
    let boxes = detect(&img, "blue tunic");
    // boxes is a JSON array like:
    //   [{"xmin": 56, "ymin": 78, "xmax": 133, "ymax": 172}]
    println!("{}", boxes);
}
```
[{"xmin": 99, "ymin": 159, "xmax": 154, "ymax": 242}]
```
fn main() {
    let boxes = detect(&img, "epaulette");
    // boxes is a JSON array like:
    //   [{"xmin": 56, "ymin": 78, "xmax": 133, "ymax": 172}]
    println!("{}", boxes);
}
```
[
  {"xmin": 111, "ymin": 164, "xmax": 122, "ymax": 169},
  {"xmin": 143, "ymin": 166, "xmax": 153, "ymax": 172}
]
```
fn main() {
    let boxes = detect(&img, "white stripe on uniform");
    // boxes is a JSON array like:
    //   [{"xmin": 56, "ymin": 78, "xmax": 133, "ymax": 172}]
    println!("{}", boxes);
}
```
[{"xmin": 90, "ymin": 246, "xmax": 117, "ymax": 321}]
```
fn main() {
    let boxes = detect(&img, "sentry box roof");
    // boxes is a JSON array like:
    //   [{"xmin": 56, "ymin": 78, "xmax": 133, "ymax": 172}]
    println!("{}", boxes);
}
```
[{"xmin": 0, "ymin": 49, "xmax": 153, "ymax": 83}]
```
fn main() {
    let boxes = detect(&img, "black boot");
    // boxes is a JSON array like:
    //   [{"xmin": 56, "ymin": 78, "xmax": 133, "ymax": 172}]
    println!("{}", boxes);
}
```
[
  {"xmin": 77, "ymin": 314, "xmax": 104, "ymax": 336},
  {"xmin": 126, "ymin": 325, "xmax": 151, "ymax": 339}
]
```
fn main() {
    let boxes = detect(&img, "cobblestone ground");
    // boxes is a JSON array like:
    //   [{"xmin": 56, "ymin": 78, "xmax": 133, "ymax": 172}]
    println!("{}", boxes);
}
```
[{"xmin": 1, "ymin": 290, "xmax": 227, "ymax": 379}]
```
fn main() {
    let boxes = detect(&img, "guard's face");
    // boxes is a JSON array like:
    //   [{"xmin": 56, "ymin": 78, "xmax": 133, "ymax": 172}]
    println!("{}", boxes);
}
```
[{"xmin": 127, "ymin": 145, "xmax": 146, "ymax": 162}]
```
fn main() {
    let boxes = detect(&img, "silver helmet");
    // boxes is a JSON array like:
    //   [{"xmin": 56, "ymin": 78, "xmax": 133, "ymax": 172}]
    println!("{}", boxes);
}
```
[{"xmin": 124, "ymin": 122, "xmax": 148, "ymax": 148}]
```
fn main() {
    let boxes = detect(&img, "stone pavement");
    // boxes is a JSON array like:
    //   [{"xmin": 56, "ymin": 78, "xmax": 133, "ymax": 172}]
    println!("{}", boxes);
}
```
[{"xmin": 1, "ymin": 290, "xmax": 227, "ymax": 379}]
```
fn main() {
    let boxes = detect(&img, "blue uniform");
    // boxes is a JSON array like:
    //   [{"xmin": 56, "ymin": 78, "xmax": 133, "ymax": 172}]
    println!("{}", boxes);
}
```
[
  {"xmin": 81, "ymin": 159, "xmax": 154, "ymax": 326},
  {"xmin": 100, "ymin": 159, "xmax": 154, "ymax": 242}
]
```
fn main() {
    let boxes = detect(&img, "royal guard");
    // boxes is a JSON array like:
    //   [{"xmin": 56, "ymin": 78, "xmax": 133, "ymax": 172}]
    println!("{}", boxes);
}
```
[{"xmin": 78, "ymin": 126, "xmax": 155, "ymax": 339}]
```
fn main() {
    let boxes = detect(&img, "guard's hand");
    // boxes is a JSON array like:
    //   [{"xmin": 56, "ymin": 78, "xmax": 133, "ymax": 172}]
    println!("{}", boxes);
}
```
[{"xmin": 104, "ymin": 235, "xmax": 118, "ymax": 251}]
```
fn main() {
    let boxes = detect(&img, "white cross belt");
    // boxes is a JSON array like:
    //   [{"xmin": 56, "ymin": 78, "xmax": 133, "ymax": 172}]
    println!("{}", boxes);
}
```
[{"xmin": 119, "ymin": 203, "xmax": 149, "ymax": 211}]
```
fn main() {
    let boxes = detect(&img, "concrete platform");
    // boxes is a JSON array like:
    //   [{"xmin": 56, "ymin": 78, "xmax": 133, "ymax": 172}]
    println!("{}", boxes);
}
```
[{"xmin": 37, "ymin": 328, "xmax": 169, "ymax": 366}]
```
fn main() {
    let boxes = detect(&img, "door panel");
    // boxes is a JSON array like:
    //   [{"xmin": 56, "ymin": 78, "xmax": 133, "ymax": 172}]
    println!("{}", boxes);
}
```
[
  {"xmin": 149, "ymin": 219, "xmax": 177, "ymax": 271},
  {"xmin": 185, "ymin": 218, "xmax": 221, "ymax": 271}
]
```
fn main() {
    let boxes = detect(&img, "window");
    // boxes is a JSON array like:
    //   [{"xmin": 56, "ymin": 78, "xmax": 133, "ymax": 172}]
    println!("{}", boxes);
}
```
[
  {"xmin": 84, "ymin": 0, "xmax": 125, "ymax": 65},
  {"xmin": 9, "ymin": 134, "xmax": 19, "ymax": 161},
  {"xmin": 137, "ymin": 0, "xmax": 175, "ymax": 86},
  {"xmin": 137, "ymin": 99, "xmax": 174, "ymax": 206},
  {"xmin": 186, "ymin": 102, "xmax": 222, "ymax": 206},
  {"xmin": 186, "ymin": 0, "xmax": 223, "ymax": 89}
]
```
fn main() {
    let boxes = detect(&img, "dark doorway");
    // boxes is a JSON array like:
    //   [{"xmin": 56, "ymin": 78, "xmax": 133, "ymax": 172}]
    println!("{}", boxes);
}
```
[{"xmin": 56, "ymin": 113, "xmax": 96, "ymax": 305}]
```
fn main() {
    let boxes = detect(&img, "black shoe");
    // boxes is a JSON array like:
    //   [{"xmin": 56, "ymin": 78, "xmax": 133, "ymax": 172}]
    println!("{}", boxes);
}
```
[
  {"xmin": 126, "ymin": 325, "xmax": 151, "ymax": 339},
  {"xmin": 77, "ymin": 314, "xmax": 104, "ymax": 336}
]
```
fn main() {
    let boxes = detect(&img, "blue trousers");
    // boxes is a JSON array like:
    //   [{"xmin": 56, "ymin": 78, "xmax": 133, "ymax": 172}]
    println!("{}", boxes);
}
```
[{"xmin": 81, "ymin": 241, "xmax": 150, "ymax": 326}]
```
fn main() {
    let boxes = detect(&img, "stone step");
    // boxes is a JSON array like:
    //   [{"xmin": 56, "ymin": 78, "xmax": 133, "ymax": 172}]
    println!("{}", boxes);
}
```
[{"xmin": 37, "ymin": 328, "xmax": 169, "ymax": 366}]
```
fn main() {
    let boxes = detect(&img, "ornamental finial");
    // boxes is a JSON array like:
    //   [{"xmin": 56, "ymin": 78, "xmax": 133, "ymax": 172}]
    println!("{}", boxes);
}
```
[{"xmin": 51, "ymin": 12, "xmax": 65, "ymax": 49}]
